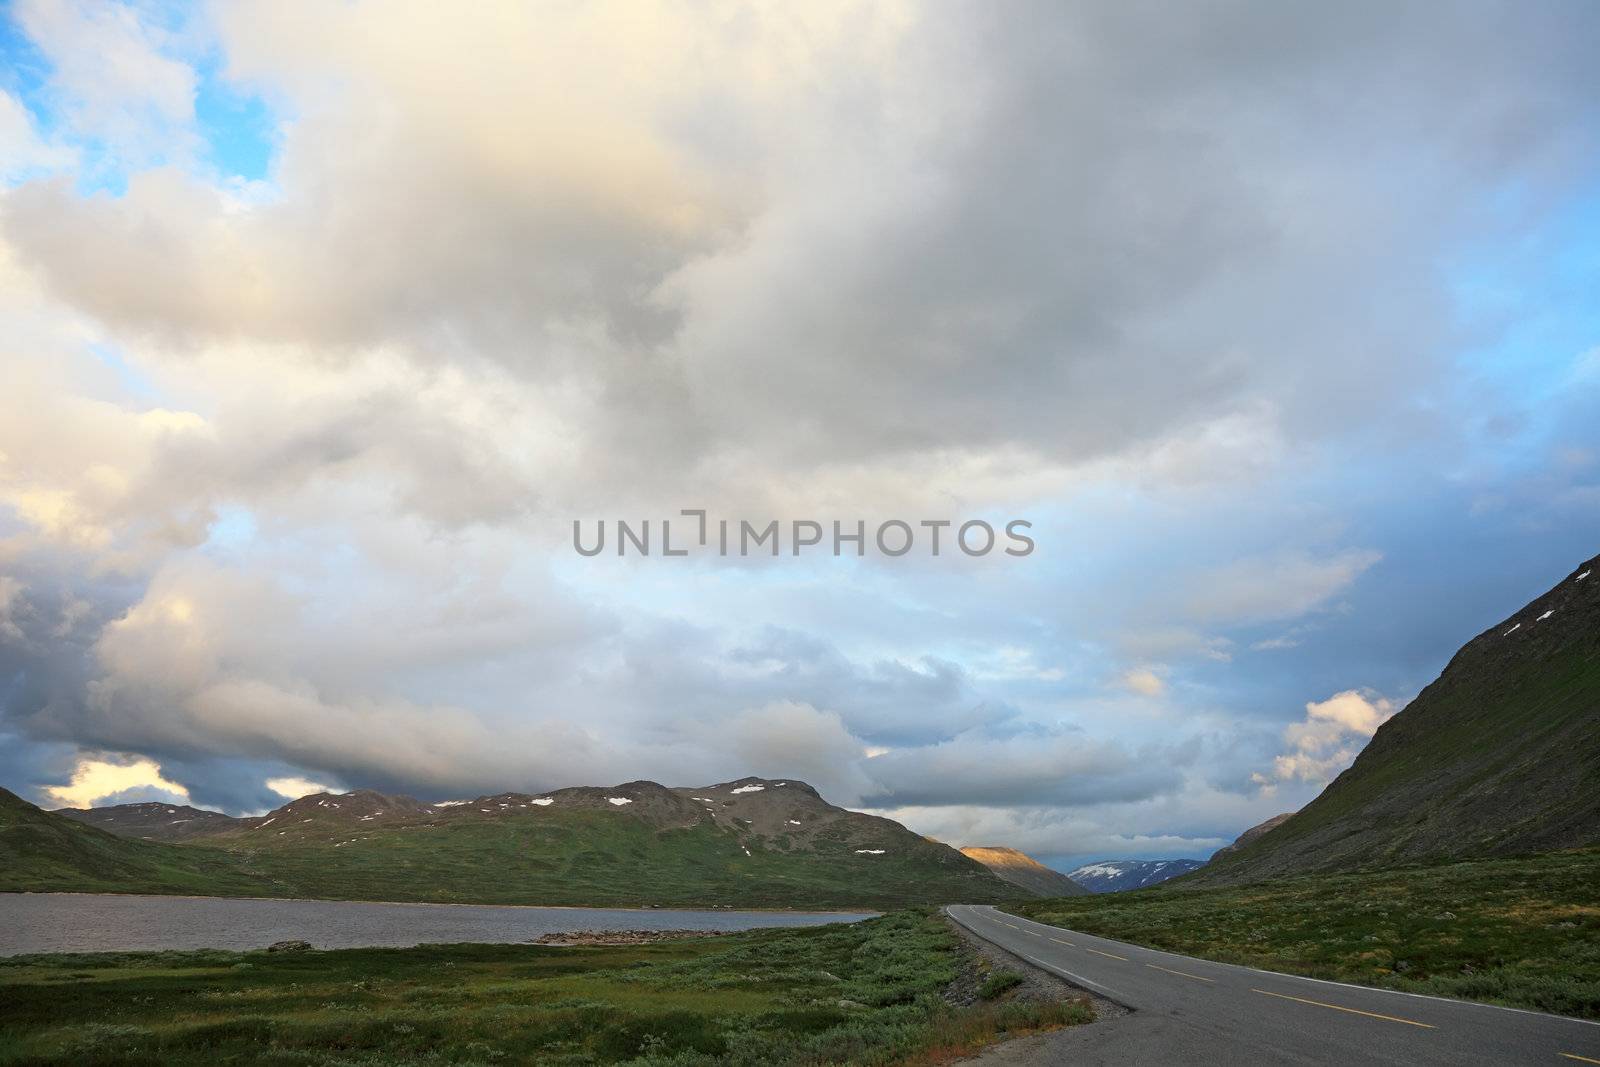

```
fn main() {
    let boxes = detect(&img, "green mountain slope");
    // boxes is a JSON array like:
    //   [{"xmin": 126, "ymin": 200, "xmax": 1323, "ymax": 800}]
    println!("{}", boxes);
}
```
[
  {"xmin": 5, "ymin": 778, "xmax": 1023, "ymax": 909},
  {"xmin": 0, "ymin": 788, "xmax": 271, "ymax": 897},
  {"xmin": 1197, "ymin": 553, "xmax": 1600, "ymax": 886}
]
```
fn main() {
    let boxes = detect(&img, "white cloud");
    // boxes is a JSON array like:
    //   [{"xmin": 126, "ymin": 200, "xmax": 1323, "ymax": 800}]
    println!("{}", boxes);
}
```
[
  {"xmin": 43, "ymin": 754, "xmax": 190, "ymax": 808},
  {"xmin": 9, "ymin": 3, "xmax": 1595, "ymax": 519},
  {"xmin": 1254, "ymin": 689, "xmax": 1398, "ymax": 789},
  {"xmin": 1117, "ymin": 666, "xmax": 1166, "ymax": 697},
  {"xmin": 15, "ymin": 0, "xmax": 198, "ymax": 165},
  {"xmin": 0, "ymin": 2, "xmax": 1597, "ymax": 852},
  {"xmin": 265, "ymin": 775, "xmax": 335, "ymax": 800},
  {"xmin": 0, "ymin": 90, "xmax": 76, "ymax": 181},
  {"xmin": 1183, "ymin": 550, "xmax": 1382, "ymax": 626}
]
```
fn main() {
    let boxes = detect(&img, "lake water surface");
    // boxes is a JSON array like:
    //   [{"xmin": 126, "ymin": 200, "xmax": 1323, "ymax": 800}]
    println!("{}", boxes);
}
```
[{"xmin": 0, "ymin": 893, "xmax": 874, "ymax": 956}]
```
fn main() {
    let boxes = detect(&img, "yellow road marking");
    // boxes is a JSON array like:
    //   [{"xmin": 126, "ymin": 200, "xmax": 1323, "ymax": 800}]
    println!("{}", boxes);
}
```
[
  {"xmin": 1147, "ymin": 963, "xmax": 1213, "ymax": 982},
  {"xmin": 1252, "ymin": 988, "xmax": 1435, "ymax": 1029},
  {"xmin": 1049, "ymin": 937, "xmax": 1075, "ymax": 946},
  {"xmin": 1085, "ymin": 947, "xmax": 1128, "ymax": 961},
  {"xmin": 1559, "ymin": 1054, "xmax": 1600, "ymax": 1065}
]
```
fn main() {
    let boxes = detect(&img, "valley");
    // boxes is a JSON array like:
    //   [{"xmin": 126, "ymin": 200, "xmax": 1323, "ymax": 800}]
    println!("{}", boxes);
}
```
[
  {"xmin": 3, "ymin": 553, "xmax": 1597, "ymax": 1062},
  {"xmin": 0, "ymin": 910, "xmax": 1092, "ymax": 1066}
]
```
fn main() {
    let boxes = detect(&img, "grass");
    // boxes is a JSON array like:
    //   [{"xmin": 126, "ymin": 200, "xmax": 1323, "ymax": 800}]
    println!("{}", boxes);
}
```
[
  {"xmin": 1007, "ymin": 848, "xmax": 1600, "ymax": 1019},
  {"xmin": 975, "ymin": 972, "xmax": 1023, "ymax": 1001},
  {"xmin": 2, "ymin": 792, "xmax": 1019, "ymax": 910},
  {"xmin": 0, "ymin": 793, "xmax": 275, "ymax": 899},
  {"xmin": 0, "ymin": 910, "xmax": 1092, "ymax": 1066},
  {"xmin": 206, "ymin": 811, "xmax": 1020, "ymax": 910}
]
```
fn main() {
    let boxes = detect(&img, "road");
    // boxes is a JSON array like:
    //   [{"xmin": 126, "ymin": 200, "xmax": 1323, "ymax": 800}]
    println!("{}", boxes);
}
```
[{"xmin": 947, "ymin": 904, "xmax": 1600, "ymax": 1066}]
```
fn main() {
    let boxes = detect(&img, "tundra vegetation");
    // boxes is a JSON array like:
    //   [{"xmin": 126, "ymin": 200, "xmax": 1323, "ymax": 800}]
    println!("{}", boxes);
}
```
[
  {"xmin": 1009, "ymin": 848, "xmax": 1600, "ymax": 1020},
  {"xmin": 0, "ymin": 910, "xmax": 1092, "ymax": 1066}
]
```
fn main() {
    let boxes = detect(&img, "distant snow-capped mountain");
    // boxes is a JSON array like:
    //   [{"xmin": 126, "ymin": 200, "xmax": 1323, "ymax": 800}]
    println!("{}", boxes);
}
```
[{"xmin": 1066, "ymin": 858, "xmax": 1205, "ymax": 893}]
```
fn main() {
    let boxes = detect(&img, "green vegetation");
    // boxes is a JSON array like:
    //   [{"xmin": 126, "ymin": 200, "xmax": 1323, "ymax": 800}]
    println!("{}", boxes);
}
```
[
  {"xmin": 208, "ymin": 810, "xmax": 1017, "ymax": 910},
  {"xmin": 1008, "ymin": 848, "xmax": 1600, "ymax": 1019},
  {"xmin": 0, "ymin": 789, "xmax": 273, "ymax": 898},
  {"xmin": 4, "ymin": 787, "xmax": 1020, "ymax": 910},
  {"xmin": 0, "ymin": 911, "xmax": 1091, "ymax": 1066},
  {"xmin": 975, "ymin": 971, "xmax": 1023, "ymax": 1000}
]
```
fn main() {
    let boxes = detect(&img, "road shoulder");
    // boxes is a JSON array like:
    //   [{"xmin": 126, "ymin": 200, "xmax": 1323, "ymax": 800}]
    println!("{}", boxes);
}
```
[{"xmin": 940, "ymin": 915, "xmax": 1132, "ymax": 1036}]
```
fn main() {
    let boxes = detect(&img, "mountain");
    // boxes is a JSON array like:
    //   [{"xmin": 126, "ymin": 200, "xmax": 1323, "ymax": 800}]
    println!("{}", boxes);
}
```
[
  {"xmin": 1209, "ymin": 812, "xmax": 1295, "ymax": 861},
  {"xmin": 54, "ymin": 802, "xmax": 242, "ymax": 842},
  {"xmin": 958, "ymin": 846, "xmax": 1088, "ymax": 897},
  {"xmin": 3, "ymin": 777, "xmax": 1025, "ymax": 909},
  {"xmin": 1197, "ymin": 553, "xmax": 1600, "ymax": 886},
  {"xmin": 0, "ymin": 787, "xmax": 270, "ymax": 897},
  {"xmin": 1066, "ymin": 859, "xmax": 1206, "ymax": 893}
]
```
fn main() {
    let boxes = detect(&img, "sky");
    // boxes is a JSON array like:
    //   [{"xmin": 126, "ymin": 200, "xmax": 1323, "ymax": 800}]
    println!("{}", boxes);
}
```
[{"xmin": 1, "ymin": 0, "xmax": 1597, "ymax": 871}]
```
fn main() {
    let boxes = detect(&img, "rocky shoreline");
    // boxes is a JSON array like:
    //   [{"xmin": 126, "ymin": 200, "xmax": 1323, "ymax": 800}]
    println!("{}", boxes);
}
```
[{"xmin": 530, "ymin": 928, "xmax": 735, "ymax": 946}]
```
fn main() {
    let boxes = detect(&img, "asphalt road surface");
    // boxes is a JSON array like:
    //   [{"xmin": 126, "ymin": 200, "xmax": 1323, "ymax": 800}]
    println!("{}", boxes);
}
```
[{"xmin": 947, "ymin": 904, "xmax": 1600, "ymax": 1066}]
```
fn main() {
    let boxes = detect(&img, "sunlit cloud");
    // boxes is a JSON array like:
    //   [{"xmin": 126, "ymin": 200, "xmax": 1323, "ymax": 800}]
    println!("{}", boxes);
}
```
[
  {"xmin": 0, "ymin": 0, "xmax": 1596, "ymax": 859},
  {"xmin": 1253, "ymin": 690, "xmax": 1398, "ymax": 791},
  {"xmin": 44, "ymin": 755, "xmax": 190, "ymax": 808},
  {"xmin": 265, "ymin": 775, "xmax": 336, "ymax": 800}
]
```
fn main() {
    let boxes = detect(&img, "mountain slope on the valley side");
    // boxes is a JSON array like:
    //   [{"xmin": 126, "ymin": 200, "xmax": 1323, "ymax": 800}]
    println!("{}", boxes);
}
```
[
  {"xmin": 0, "ymin": 787, "xmax": 272, "ymax": 897},
  {"xmin": 1194, "ymin": 553, "xmax": 1600, "ymax": 886},
  {"xmin": 4, "ymin": 778, "xmax": 1024, "ymax": 909},
  {"xmin": 958, "ymin": 846, "xmax": 1088, "ymax": 896}
]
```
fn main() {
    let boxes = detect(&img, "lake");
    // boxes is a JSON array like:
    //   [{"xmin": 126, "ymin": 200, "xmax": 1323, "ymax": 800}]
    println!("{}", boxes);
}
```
[{"xmin": 0, "ymin": 893, "xmax": 875, "ymax": 956}]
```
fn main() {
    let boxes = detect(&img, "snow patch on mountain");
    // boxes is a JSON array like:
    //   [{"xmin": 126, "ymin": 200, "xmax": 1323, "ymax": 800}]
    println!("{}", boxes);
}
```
[{"xmin": 1067, "ymin": 858, "xmax": 1205, "ymax": 893}]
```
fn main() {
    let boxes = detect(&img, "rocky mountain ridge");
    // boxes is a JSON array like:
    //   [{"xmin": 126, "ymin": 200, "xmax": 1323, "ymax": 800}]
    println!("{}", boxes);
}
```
[
  {"xmin": 1066, "ymin": 858, "xmax": 1206, "ymax": 893},
  {"xmin": 29, "ymin": 776, "xmax": 1024, "ymax": 908},
  {"xmin": 957, "ymin": 846, "xmax": 1088, "ymax": 896}
]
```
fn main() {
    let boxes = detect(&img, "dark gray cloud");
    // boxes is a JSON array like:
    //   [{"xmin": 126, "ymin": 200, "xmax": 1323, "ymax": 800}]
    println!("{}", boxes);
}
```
[{"xmin": 861, "ymin": 727, "xmax": 1189, "ymax": 809}]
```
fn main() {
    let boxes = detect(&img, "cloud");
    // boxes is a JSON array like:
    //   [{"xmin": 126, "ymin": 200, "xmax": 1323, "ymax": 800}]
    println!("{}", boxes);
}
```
[
  {"xmin": 266, "ymin": 775, "xmax": 336, "ymax": 800},
  {"xmin": 1117, "ymin": 667, "xmax": 1166, "ymax": 697},
  {"xmin": 1253, "ymin": 689, "xmax": 1397, "ymax": 789},
  {"xmin": 14, "ymin": 0, "xmax": 198, "ymax": 166},
  {"xmin": 7, "ymin": 2, "xmax": 1599, "ymax": 519},
  {"xmin": 680, "ymin": 702, "xmax": 876, "ymax": 806},
  {"xmin": 1182, "ymin": 550, "xmax": 1382, "ymax": 626},
  {"xmin": 0, "ymin": 91, "xmax": 76, "ymax": 180},
  {"xmin": 2, "ymin": 1, "xmax": 1599, "ymax": 854},
  {"xmin": 872, "ymin": 781, "xmax": 1274, "ymax": 867},
  {"xmin": 1250, "ymin": 636, "xmax": 1302, "ymax": 652},
  {"xmin": 860, "ymin": 727, "xmax": 1187, "ymax": 809},
  {"xmin": 1114, "ymin": 628, "xmax": 1234, "ymax": 664},
  {"xmin": 0, "ymin": 576, "xmax": 27, "ymax": 641},
  {"xmin": 42, "ymin": 753, "xmax": 190, "ymax": 808}
]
